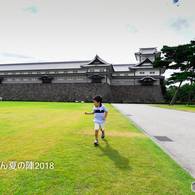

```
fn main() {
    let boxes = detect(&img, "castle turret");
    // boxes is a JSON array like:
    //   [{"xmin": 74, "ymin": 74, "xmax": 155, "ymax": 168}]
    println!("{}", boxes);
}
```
[{"xmin": 135, "ymin": 47, "xmax": 161, "ymax": 62}]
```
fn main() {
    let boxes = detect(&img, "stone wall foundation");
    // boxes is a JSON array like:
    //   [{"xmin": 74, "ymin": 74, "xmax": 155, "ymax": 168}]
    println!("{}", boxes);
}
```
[{"xmin": 0, "ymin": 83, "xmax": 164, "ymax": 102}]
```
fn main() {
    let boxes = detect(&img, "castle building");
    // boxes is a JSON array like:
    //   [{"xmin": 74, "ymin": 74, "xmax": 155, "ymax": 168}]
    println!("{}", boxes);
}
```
[{"xmin": 0, "ymin": 48, "xmax": 165, "ymax": 102}]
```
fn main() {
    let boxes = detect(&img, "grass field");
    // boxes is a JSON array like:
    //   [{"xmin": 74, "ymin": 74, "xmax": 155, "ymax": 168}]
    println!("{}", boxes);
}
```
[
  {"xmin": 0, "ymin": 102, "xmax": 194, "ymax": 194},
  {"xmin": 151, "ymin": 104, "xmax": 195, "ymax": 112}
]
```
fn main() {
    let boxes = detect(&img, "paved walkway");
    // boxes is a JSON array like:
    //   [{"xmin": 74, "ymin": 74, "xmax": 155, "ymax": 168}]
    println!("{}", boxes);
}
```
[{"xmin": 112, "ymin": 104, "xmax": 195, "ymax": 179}]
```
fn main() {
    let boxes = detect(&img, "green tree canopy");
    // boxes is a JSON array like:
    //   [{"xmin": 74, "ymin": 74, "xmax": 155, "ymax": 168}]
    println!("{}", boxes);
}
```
[{"xmin": 153, "ymin": 40, "xmax": 195, "ymax": 105}]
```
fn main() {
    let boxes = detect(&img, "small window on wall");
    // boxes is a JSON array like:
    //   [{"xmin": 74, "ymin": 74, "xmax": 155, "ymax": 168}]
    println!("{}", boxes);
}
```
[
  {"xmin": 73, "ymin": 71, "xmax": 78, "ymax": 73},
  {"xmin": 67, "ymin": 77, "xmax": 73, "ymax": 80},
  {"xmin": 150, "ymin": 72, "xmax": 155, "ymax": 74},
  {"xmin": 140, "ymin": 72, "xmax": 145, "ymax": 74},
  {"xmin": 90, "ymin": 70, "xmax": 94, "ymax": 72}
]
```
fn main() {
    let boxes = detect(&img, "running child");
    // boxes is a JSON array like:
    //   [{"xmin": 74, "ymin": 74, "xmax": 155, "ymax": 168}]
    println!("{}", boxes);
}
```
[{"xmin": 85, "ymin": 94, "xmax": 108, "ymax": 145}]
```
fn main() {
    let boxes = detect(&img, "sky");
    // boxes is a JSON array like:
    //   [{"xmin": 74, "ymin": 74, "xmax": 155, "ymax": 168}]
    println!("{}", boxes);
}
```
[{"xmin": 0, "ymin": 0, "xmax": 195, "ymax": 79}]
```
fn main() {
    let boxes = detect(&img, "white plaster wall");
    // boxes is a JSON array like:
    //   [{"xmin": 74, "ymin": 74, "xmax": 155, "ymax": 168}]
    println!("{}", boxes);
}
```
[
  {"xmin": 135, "ymin": 69, "xmax": 159, "ymax": 76},
  {"xmin": 2, "ymin": 77, "xmax": 42, "ymax": 84},
  {"xmin": 52, "ymin": 76, "xmax": 87, "ymax": 83},
  {"xmin": 106, "ymin": 77, "xmax": 111, "ymax": 85},
  {"xmin": 111, "ymin": 79, "xmax": 134, "ymax": 85}
]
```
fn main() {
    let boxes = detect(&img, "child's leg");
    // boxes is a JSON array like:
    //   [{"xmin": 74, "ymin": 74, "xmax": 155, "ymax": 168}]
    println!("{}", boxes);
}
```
[
  {"xmin": 94, "ymin": 123, "xmax": 99, "ymax": 140},
  {"xmin": 100, "ymin": 124, "xmax": 105, "ymax": 138},
  {"xmin": 95, "ymin": 129, "xmax": 99, "ymax": 140},
  {"xmin": 100, "ymin": 128, "xmax": 104, "ymax": 135},
  {"xmin": 100, "ymin": 124, "xmax": 105, "ymax": 132}
]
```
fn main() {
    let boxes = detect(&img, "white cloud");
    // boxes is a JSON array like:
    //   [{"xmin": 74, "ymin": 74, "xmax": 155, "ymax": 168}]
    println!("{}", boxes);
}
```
[{"xmin": 170, "ymin": 17, "xmax": 190, "ymax": 31}]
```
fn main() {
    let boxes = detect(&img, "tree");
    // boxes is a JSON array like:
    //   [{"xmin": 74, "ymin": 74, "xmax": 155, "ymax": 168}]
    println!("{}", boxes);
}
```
[
  {"xmin": 163, "ymin": 86, "xmax": 177, "ymax": 102},
  {"xmin": 177, "ymin": 84, "xmax": 190, "ymax": 102},
  {"xmin": 187, "ymin": 55, "xmax": 195, "ymax": 105},
  {"xmin": 164, "ymin": 83, "xmax": 195, "ymax": 103},
  {"xmin": 153, "ymin": 40, "xmax": 195, "ymax": 105}
]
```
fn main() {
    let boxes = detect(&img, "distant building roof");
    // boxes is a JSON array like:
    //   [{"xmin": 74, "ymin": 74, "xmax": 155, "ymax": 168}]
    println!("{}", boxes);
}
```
[
  {"xmin": 0, "ymin": 52, "xmax": 162, "ymax": 72},
  {"xmin": 0, "ymin": 61, "xmax": 89, "ymax": 71},
  {"xmin": 112, "ymin": 64, "xmax": 135, "ymax": 72}
]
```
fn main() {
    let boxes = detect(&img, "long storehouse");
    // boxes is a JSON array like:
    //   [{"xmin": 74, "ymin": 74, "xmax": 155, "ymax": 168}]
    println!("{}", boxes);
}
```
[{"xmin": 0, "ymin": 48, "xmax": 165, "ymax": 102}]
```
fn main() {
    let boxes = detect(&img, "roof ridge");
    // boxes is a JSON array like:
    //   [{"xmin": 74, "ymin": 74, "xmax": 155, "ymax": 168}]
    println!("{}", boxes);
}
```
[{"xmin": 0, "ymin": 60, "xmax": 90, "ymax": 66}]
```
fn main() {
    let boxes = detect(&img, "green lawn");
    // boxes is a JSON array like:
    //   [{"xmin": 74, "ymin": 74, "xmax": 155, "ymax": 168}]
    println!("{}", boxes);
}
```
[
  {"xmin": 0, "ymin": 102, "xmax": 194, "ymax": 194},
  {"xmin": 151, "ymin": 104, "xmax": 195, "ymax": 112}
]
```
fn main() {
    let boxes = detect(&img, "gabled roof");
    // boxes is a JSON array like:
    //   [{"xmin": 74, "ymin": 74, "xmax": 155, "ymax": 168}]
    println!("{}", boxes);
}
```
[
  {"xmin": 88, "ymin": 55, "xmax": 110, "ymax": 65},
  {"xmin": 80, "ymin": 55, "xmax": 111, "ymax": 67},
  {"xmin": 135, "ymin": 58, "xmax": 153, "ymax": 67}
]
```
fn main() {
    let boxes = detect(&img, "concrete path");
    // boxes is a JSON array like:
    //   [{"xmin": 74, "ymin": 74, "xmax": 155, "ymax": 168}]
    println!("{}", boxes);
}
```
[{"xmin": 112, "ymin": 104, "xmax": 195, "ymax": 179}]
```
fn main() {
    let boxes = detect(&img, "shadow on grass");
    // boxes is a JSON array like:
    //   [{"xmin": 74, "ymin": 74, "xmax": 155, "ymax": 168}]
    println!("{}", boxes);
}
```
[{"xmin": 98, "ymin": 139, "xmax": 131, "ymax": 171}]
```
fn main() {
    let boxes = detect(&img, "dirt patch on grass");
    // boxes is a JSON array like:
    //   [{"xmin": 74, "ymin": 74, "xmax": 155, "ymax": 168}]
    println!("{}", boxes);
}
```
[{"xmin": 78, "ymin": 130, "xmax": 146, "ymax": 137}]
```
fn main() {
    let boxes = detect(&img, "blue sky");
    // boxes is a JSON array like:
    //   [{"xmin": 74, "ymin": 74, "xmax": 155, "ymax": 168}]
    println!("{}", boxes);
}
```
[{"xmin": 0, "ymin": 0, "xmax": 194, "ymax": 78}]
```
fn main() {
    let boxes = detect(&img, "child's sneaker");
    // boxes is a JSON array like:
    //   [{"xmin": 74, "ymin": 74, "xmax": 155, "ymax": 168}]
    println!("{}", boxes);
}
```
[
  {"xmin": 94, "ymin": 139, "xmax": 98, "ymax": 145},
  {"xmin": 101, "ymin": 132, "xmax": 105, "ymax": 139}
]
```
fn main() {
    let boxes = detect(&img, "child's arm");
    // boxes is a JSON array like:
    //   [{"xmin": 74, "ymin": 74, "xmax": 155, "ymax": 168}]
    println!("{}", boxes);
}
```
[
  {"xmin": 102, "ymin": 111, "xmax": 108, "ymax": 120},
  {"xmin": 85, "ymin": 111, "xmax": 94, "ymax": 115}
]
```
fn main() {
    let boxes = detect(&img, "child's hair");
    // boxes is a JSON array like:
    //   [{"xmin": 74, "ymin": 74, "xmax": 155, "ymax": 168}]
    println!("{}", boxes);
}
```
[{"xmin": 93, "ymin": 94, "xmax": 102, "ymax": 103}]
